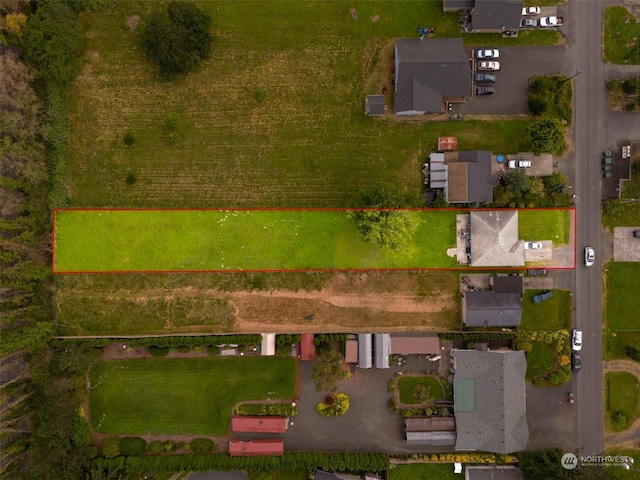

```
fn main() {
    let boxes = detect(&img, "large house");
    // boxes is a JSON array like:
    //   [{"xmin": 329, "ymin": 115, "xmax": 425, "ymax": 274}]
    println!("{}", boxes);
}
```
[
  {"xmin": 394, "ymin": 38, "xmax": 472, "ymax": 115},
  {"xmin": 428, "ymin": 150, "xmax": 495, "ymax": 204},
  {"xmin": 462, "ymin": 275, "xmax": 524, "ymax": 327},
  {"xmin": 443, "ymin": 0, "xmax": 523, "ymax": 33},
  {"xmin": 451, "ymin": 349, "xmax": 529, "ymax": 453},
  {"xmin": 469, "ymin": 210, "xmax": 525, "ymax": 267}
]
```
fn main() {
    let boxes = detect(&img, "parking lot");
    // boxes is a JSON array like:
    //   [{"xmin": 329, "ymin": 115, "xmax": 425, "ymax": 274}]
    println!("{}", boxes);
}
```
[{"xmin": 453, "ymin": 46, "xmax": 571, "ymax": 115}]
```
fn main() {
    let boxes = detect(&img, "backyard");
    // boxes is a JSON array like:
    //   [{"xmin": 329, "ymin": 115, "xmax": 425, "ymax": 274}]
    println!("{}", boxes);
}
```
[
  {"xmin": 604, "ymin": 262, "xmax": 640, "ymax": 360},
  {"xmin": 88, "ymin": 357, "xmax": 296, "ymax": 435},
  {"xmin": 69, "ymin": 1, "xmax": 539, "ymax": 210},
  {"xmin": 605, "ymin": 372, "xmax": 640, "ymax": 433},
  {"xmin": 54, "ymin": 209, "xmax": 459, "ymax": 272}
]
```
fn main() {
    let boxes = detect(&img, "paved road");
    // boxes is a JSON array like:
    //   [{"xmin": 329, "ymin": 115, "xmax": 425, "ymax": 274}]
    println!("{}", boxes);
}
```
[{"xmin": 569, "ymin": 0, "xmax": 640, "ymax": 456}]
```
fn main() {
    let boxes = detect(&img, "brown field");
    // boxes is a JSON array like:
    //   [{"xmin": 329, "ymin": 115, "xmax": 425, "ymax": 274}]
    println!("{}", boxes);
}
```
[{"xmin": 55, "ymin": 271, "xmax": 460, "ymax": 335}]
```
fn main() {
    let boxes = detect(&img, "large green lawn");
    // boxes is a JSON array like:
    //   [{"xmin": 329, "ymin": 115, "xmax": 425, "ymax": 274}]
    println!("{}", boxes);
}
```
[
  {"xmin": 89, "ymin": 357, "xmax": 296, "ymax": 435},
  {"xmin": 54, "ymin": 209, "xmax": 458, "ymax": 271},
  {"xmin": 69, "ymin": 1, "xmax": 540, "ymax": 209},
  {"xmin": 604, "ymin": 5, "xmax": 640, "ymax": 64},
  {"xmin": 521, "ymin": 289, "xmax": 572, "ymax": 331},
  {"xmin": 604, "ymin": 262, "xmax": 640, "ymax": 360},
  {"xmin": 606, "ymin": 372, "xmax": 640, "ymax": 433},
  {"xmin": 397, "ymin": 376, "xmax": 443, "ymax": 404}
]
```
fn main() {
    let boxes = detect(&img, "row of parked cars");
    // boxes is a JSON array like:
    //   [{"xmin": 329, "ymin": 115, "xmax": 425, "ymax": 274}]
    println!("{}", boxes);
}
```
[{"xmin": 474, "ymin": 49, "xmax": 499, "ymax": 95}]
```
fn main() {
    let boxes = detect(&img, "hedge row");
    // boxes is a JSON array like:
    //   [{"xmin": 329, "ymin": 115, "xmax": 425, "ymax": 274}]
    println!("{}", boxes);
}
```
[
  {"xmin": 46, "ymin": 81, "xmax": 70, "ymax": 210},
  {"xmin": 92, "ymin": 452, "xmax": 389, "ymax": 473},
  {"xmin": 391, "ymin": 452, "xmax": 514, "ymax": 464},
  {"xmin": 314, "ymin": 334, "xmax": 347, "ymax": 345},
  {"xmin": 438, "ymin": 332, "xmax": 517, "ymax": 341},
  {"xmin": 51, "ymin": 335, "xmax": 262, "ymax": 349},
  {"xmin": 624, "ymin": 345, "xmax": 640, "ymax": 362},
  {"xmin": 235, "ymin": 403, "xmax": 298, "ymax": 417}
]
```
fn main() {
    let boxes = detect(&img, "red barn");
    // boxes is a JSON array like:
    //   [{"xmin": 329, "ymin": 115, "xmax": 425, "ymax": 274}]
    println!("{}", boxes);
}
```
[
  {"xmin": 231, "ymin": 416, "xmax": 288, "ymax": 433},
  {"xmin": 229, "ymin": 438, "xmax": 284, "ymax": 456}
]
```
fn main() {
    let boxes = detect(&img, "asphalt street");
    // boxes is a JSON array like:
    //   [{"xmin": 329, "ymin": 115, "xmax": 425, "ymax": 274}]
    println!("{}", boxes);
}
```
[{"xmin": 568, "ymin": 0, "xmax": 640, "ymax": 456}]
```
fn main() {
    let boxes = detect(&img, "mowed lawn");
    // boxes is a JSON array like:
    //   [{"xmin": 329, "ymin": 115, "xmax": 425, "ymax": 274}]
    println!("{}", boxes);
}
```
[
  {"xmin": 518, "ymin": 209, "xmax": 572, "ymax": 245},
  {"xmin": 70, "ymin": 1, "xmax": 534, "ymax": 209},
  {"xmin": 53, "ymin": 209, "xmax": 458, "ymax": 271},
  {"xmin": 521, "ymin": 289, "xmax": 572, "ymax": 331},
  {"xmin": 605, "ymin": 262, "xmax": 640, "ymax": 359},
  {"xmin": 89, "ymin": 357, "xmax": 296, "ymax": 435}
]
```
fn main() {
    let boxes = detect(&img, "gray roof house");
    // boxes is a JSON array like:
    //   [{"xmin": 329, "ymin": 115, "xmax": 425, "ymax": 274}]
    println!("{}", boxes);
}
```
[
  {"xmin": 471, "ymin": 0, "xmax": 523, "ymax": 32},
  {"xmin": 452, "ymin": 349, "xmax": 529, "ymax": 453},
  {"xmin": 465, "ymin": 465, "xmax": 524, "ymax": 480},
  {"xmin": 469, "ymin": 211, "xmax": 525, "ymax": 267},
  {"xmin": 394, "ymin": 38, "xmax": 472, "ymax": 115},
  {"xmin": 374, "ymin": 333, "xmax": 391, "ymax": 369},
  {"xmin": 462, "ymin": 275, "xmax": 524, "ymax": 327},
  {"xmin": 358, "ymin": 333, "xmax": 372, "ymax": 369},
  {"xmin": 444, "ymin": 150, "xmax": 494, "ymax": 204}
]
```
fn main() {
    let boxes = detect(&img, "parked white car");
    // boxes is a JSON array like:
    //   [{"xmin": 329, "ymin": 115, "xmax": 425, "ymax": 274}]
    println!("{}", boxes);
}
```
[
  {"xmin": 572, "ymin": 329, "xmax": 583, "ymax": 351},
  {"xmin": 508, "ymin": 160, "xmax": 532, "ymax": 168},
  {"xmin": 524, "ymin": 241, "xmax": 542, "ymax": 250},
  {"xmin": 522, "ymin": 6, "xmax": 541, "ymax": 16},
  {"xmin": 476, "ymin": 49, "xmax": 499, "ymax": 59}
]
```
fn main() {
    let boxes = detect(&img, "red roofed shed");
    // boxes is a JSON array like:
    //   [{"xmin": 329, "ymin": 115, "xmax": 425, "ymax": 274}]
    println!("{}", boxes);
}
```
[
  {"xmin": 229, "ymin": 438, "xmax": 284, "ymax": 456},
  {"xmin": 231, "ymin": 416, "xmax": 288, "ymax": 433},
  {"xmin": 438, "ymin": 136, "xmax": 458, "ymax": 151},
  {"xmin": 300, "ymin": 333, "xmax": 315, "ymax": 361}
]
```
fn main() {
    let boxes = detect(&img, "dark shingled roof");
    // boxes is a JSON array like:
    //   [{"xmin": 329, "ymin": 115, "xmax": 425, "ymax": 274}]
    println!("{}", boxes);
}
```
[
  {"xmin": 492, "ymin": 275, "xmax": 523, "ymax": 295},
  {"xmin": 471, "ymin": 0, "xmax": 523, "ymax": 31},
  {"xmin": 452, "ymin": 349, "xmax": 529, "ymax": 454},
  {"xmin": 459, "ymin": 150, "xmax": 494, "ymax": 203},
  {"xmin": 470, "ymin": 211, "xmax": 525, "ymax": 267},
  {"xmin": 464, "ymin": 291, "xmax": 523, "ymax": 327},
  {"xmin": 365, "ymin": 95, "xmax": 386, "ymax": 116},
  {"xmin": 443, "ymin": 0, "xmax": 475, "ymax": 10},
  {"xmin": 394, "ymin": 38, "xmax": 472, "ymax": 114},
  {"xmin": 466, "ymin": 466, "xmax": 525, "ymax": 480}
]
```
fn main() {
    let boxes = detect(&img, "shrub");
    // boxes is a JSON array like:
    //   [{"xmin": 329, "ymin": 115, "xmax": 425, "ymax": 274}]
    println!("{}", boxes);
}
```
[
  {"xmin": 123, "ymin": 132, "xmax": 135, "ymax": 146},
  {"xmin": 167, "ymin": 131, "xmax": 181, "ymax": 144},
  {"xmin": 125, "ymin": 172, "xmax": 137, "ymax": 185},
  {"xmin": 101, "ymin": 436, "xmax": 120, "ymax": 458},
  {"xmin": 71, "ymin": 415, "xmax": 91, "ymax": 447},
  {"xmin": 528, "ymin": 95, "xmax": 548, "ymax": 116},
  {"xmin": 163, "ymin": 440, "xmax": 177, "ymax": 453},
  {"xmin": 166, "ymin": 112, "xmax": 180, "ymax": 130},
  {"xmin": 175, "ymin": 345, "xmax": 190, "ymax": 353},
  {"xmin": 316, "ymin": 393, "xmax": 349, "ymax": 417},
  {"xmin": 148, "ymin": 440, "xmax": 164, "ymax": 454},
  {"xmin": 190, "ymin": 438, "xmax": 216, "ymax": 455},
  {"xmin": 148, "ymin": 346, "xmax": 170, "ymax": 357},
  {"xmin": 236, "ymin": 403, "xmax": 298, "ymax": 417},
  {"xmin": 624, "ymin": 345, "xmax": 640, "ymax": 362},
  {"xmin": 413, "ymin": 384, "xmax": 428, "ymax": 401},
  {"xmin": 119, "ymin": 437, "xmax": 147, "ymax": 456}
]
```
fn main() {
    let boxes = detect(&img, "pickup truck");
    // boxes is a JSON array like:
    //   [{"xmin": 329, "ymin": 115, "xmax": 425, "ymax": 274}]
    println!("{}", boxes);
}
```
[{"xmin": 539, "ymin": 16, "xmax": 563, "ymax": 27}]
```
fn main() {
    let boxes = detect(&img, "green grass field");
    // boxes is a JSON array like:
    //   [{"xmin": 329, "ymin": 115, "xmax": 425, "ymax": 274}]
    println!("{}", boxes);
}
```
[
  {"xmin": 69, "ymin": 1, "xmax": 542, "ymax": 209},
  {"xmin": 606, "ymin": 372, "xmax": 640, "ymax": 433},
  {"xmin": 518, "ymin": 209, "xmax": 572, "ymax": 245},
  {"xmin": 89, "ymin": 357, "xmax": 296, "ymax": 435},
  {"xmin": 604, "ymin": 262, "xmax": 640, "ymax": 360},
  {"xmin": 521, "ymin": 289, "xmax": 572, "ymax": 331},
  {"xmin": 54, "ymin": 209, "xmax": 458, "ymax": 271},
  {"xmin": 397, "ymin": 376, "xmax": 443, "ymax": 404},
  {"xmin": 604, "ymin": 6, "xmax": 640, "ymax": 64},
  {"xmin": 389, "ymin": 463, "xmax": 458, "ymax": 480}
]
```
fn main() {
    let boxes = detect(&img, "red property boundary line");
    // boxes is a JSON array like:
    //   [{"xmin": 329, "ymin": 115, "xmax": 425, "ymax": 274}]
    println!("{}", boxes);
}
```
[{"xmin": 52, "ymin": 207, "xmax": 576, "ymax": 274}]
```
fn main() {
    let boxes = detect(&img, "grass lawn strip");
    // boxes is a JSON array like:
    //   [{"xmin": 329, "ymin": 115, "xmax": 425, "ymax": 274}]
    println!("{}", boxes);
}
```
[
  {"xmin": 54, "ymin": 209, "xmax": 458, "ymax": 271},
  {"xmin": 521, "ymin": 289, "xmax": 572, "ymax": 331},
  {"xmin": 89, "ymin": 357, "xmax": 296, "ymax": 435},
  {"xmin": 605, "ymin": 372, "xmax": 640, "ymax": 433},
  {"xmin": 71, "ymin": 1, "xmax": 542, "ymax": 209},
  {"xmin": 518, "ymin": 209, "xmax": 571, "ymax": 246},
  {"xmin": 604, "ymin": 263, "xmax": 640, "ymax": 360},
  {"xmin": 525, "ymin": 341, "xmax": 556, "ymax": 381},
  {"xmin": 604, "ymin": 5, "xmax": 640, "ymax": 64},
  {"xmin": 605, "ymin": 449, "xmax": 640, "ymax": 480},
  {"xmin": 389, "ymin": 463, "xmax": 459, "ymax": 480}
]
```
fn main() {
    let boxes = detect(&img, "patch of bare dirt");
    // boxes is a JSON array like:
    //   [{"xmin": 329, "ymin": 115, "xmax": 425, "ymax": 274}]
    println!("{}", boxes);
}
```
[{"xmin": 126, "ymin": 15, "xmax": 140, "ymax": 31}]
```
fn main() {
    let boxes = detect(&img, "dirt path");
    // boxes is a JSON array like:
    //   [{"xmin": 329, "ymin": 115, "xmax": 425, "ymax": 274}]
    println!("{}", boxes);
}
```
[{"xmin": 603, "ymin": 359, "xmax": 640, "ymax": 449}]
